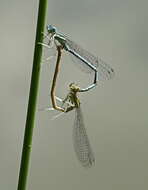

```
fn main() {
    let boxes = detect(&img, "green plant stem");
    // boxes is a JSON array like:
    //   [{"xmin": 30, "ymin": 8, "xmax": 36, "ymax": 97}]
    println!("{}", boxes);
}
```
[{"xmin": 17, "ymin": 1, "xmax": 48, "ymax": 190}]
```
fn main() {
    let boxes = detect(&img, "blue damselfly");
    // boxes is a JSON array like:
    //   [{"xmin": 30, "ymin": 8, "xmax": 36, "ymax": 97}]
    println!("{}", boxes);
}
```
[{"xmin": 40, "ymin": 25, "xmax": 114, "ymax": 111}]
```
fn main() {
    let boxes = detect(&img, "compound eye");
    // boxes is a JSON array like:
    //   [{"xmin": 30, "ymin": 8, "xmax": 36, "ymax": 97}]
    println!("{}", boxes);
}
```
[{"xmin": 47, "ymin": 25, "xmax": 56, "ymax": 33}]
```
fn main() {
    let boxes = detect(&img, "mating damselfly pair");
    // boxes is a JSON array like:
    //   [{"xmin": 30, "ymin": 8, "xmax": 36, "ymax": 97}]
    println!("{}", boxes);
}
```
[{"xmin": 40, "ymin": 25, "xmax": 114, "ymax": 167}]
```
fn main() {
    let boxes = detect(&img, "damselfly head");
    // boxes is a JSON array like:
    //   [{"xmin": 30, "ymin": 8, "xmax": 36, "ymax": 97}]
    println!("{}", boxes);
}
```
[
  {"xmin": 69, "ymin": 83, "xmax": 80, "ymax": 92},
  {"xmin": 47, "ymin": 25, "xmax": 57, "ymax": 34}
]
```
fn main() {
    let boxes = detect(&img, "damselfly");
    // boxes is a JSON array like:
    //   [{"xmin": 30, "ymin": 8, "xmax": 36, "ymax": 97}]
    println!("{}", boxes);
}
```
[
  {"xmin": 42, "ymin": 83, "xmax": 95, "ymax": 168},
  {"xmin": 40, "ymin": 25, "xmax": 114, "ymax": 111}
]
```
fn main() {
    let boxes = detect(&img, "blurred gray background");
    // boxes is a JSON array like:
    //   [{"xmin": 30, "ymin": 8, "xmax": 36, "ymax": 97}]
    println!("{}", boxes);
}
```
[{"xmin": 0, "ymin": 0, "xmax": 148, "ymax": 189}]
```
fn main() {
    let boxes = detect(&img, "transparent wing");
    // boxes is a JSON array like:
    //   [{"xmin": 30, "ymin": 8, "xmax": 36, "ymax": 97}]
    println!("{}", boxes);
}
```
[
  {"xmin": 65, "ymin": 37, "xmax": 98, "ymax": 71},
  {"xmin": 73, "ymin": 107, "xmax": 95, "ymax": 168},
  {"xmin": 65, "ymin": 37, "xmax": 115, "ymax": 80},
  {"xmin": 97, "ymin": 58, "xmax": 115, "ymax": 80}
]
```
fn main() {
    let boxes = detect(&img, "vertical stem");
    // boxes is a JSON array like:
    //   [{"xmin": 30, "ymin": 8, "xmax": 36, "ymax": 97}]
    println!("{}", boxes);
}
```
[{"xmin": 17, "ymin": 1, "xmax": 48, "ymax": 190}]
